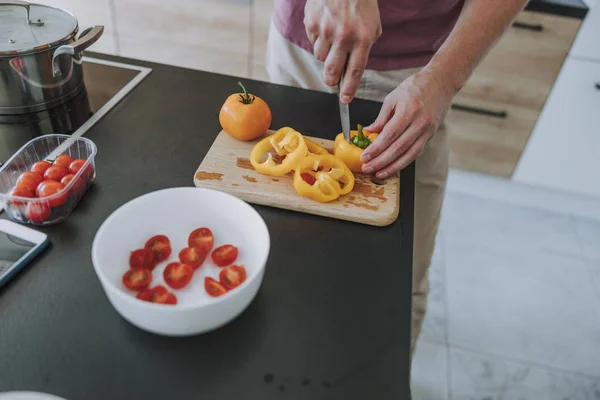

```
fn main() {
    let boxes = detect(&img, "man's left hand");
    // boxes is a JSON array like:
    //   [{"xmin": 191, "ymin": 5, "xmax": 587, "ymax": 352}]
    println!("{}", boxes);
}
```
[{"xmin": 360, "ymin": 69, "xmax": 456, "ymax": 179}]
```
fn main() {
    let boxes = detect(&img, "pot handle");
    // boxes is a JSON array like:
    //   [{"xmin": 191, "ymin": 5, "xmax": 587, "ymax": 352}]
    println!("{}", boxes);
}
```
[
  {"xmin": 52, "ymin": 25, "xmax": 104, "ymax": 77},
  {"xmin": 0, "ymin": 0, "xmax": 44, "ymax": 26}
]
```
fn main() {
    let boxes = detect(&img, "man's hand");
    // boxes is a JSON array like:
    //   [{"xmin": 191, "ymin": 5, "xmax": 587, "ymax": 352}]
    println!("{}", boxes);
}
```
[
  {"xmin": 304, "ymin": 0, "xmax": 382, "ymax": 103},
  {"xmin": 360, "ymin": 69, "xmax": 457, "ymax": 179}
]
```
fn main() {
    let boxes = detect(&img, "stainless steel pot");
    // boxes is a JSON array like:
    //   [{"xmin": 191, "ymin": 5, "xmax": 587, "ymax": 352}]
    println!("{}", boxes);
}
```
[{"xmin": 0, "ymin": 1, "xmax": 103, "ymax": 114}]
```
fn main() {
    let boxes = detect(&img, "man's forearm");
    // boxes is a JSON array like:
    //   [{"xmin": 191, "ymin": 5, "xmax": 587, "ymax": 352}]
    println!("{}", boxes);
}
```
[{"xmin": 424, "ymin": 0, "xmax": 528, "ymax": 93}]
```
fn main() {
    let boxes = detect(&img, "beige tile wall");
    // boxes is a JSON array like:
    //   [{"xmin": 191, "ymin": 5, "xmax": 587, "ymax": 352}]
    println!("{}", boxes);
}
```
[{"xmin": 35, "ymin": 0, "xmax": 274, "ymax": 81}]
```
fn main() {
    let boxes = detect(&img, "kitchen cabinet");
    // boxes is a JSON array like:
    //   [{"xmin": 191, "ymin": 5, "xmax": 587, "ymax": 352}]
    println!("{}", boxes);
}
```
[
  {"xmin": 446, "ymin": 10, "xmax": 582, "ymax": 178},
  {"xmin": 570, "ymin": 3, "xmax": 600, "ymax": 61},
  {"xmin": 513, "ymin": 57, "xmax": 600, "ymax": 197}
]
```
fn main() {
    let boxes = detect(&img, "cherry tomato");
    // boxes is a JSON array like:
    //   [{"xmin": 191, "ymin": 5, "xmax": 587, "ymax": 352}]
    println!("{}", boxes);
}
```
[
  {"xmin": 36, "ymin": 180, "xmax": 68, "ymax": 207},
  {"xmin": 25, "ymin": 201, "xmax": 51, "ymax": 223},
  {"xmin": 211, "ymin": 244, "xmax": 238, "ymax": 267},
  {"xmin": 205, "ymin": 277, "xmax": 228, "ymax": 297},
  {"xmin": 53, "ymin": 154, "xmax": 74, "ymax": 169},
  {"xmin": 136, "ymin": 285, "xmax": 177, "ymax": 305},
  {"xmin": 144, "ymin": 235, "xmax": 172, "ymax": 262},
  {"xmin": 16, "ymin": 171, "xmax": 43, "ymax": 193},
  {"xmin": 61, "ymin": 174, "xmax": 85, "ymax": 196},
  {"xmin": 122, "ymin": 268, "xmax": 152, "ymax": 291},
  {"xmin": 43, "ymin": 166, "xmax": 69, "ymax": 182},
  {"xmin": 178, "ymin": 247, "xmax": 206, "ymax": 270},
  {"xmin": 8, "ymin": 186, "xmax": 34, "ymax": 206},
  {"xmin": 301, "ymin": 172, "xmax": 316, "ymax": 185},
  {"xmin": 188, "ymin": 227, "xmax": 214, "ymax": 253},
  {"xmin": 163, "ymin": 262, "xmax": 194, "ymax": 290},
  {"xmin": 219, "ymin": 264, "xmax": 247, "ymax": 290},
  {"xmin": 31, "ymin": 161, "xmax": 52, "ymax": 176},
  {"xmin": 129, "ymin": 248, "xmax": 157, "ymax": 270},
  {"xmin": 69, "ymin": 158, "xmax": 94, "ymax": 180}
]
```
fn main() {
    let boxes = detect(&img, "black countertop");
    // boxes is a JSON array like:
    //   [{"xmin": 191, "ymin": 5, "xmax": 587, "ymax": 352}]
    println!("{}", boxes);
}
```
[
  {"xmin": 0, "ymin": 53, "xmax": 415, "ymax": 399},
  {"xmin": 526, "ymin": 0, "xmax": 588, "ymax": 19}
]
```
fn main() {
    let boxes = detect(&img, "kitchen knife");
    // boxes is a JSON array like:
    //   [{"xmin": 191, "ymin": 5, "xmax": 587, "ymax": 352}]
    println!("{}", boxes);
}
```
[{"xmin": 338, "ymin": 65, "xmax": 351, "ymax": 144}]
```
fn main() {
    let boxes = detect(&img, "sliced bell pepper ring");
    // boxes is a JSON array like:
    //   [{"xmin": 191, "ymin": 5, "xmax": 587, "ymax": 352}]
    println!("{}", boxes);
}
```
[
  {"xmin": 303, "ymin": 137, "xmax": 330, "ymax": 156},
  {"xmin": 250, "ymin": 127, "xmax": 308, "ymax": 176},
  {"xmin": 293, "ymin": 154, "xmax": 355, "ymax": 202},
  {"xmin": 334, "ymin": 124, "xmax": 379, "ymax": 173}
]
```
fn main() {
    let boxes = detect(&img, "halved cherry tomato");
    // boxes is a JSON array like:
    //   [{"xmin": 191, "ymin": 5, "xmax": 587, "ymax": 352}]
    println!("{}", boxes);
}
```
[
  {"xmin": 122, "ymin": 268, "xmax": 152, "ymax": 291},
  {"xmin": 53, "ymin": 154, "xmax": 74, "ymax": 169},
  {"xmin": 219, "ymin": 264, "xmax": 247, "ymax": 290},
  {"xmin": 163, "ymin": 262, "xmax": 194, "ymax": 289},
  {"xmin": 43, "ymin": 166, "xmax": 69, "ymax": 182},
  {"xmin": 16, "ymin": 171, "xmax": 43, "ymax": 193},
  {"xmin": 144, "ymin": 235, "xmax": 172, "ymax": 262},
  {"xmin": 301, "ymin": 172, "xmax": 316, "ymax": 185},
  {"xmin": 211, "ymin": 244, "xmax": 238, "ymax": 267},
  {"xmin": 36, "ymin": 180, "xmax": 68, "ymax": 207},
  {"xmin": 129, "ymin": 248, "xmax": 157, "ymax": 270},
  {"xmin": 136, "ymin": 285, "xmax": 177, "ymax": 305},
  {"xmin": 61, "ymin": 173, "xmax": 85, "ymax": 196},
  {"xmin": 205, "ymin": 277, "xmax": 228, "ymax": 297},
  {"xmin": 8, "ymin": 186, "xmax": 34, "ymax": 206},
  {"xmin": 179, "ymin": 247, "xmax": 206, "ymax": 269},
  {"xmin": 188, "ymin": 227, "xmax": 214, "ymax": 253},
  {"xmin": 25, "ymin": 201, "xmax": 51, "ymax": 223},
  {"xmin": 31, "ymin": 161, "xmax": 52, "ymax": 176}
]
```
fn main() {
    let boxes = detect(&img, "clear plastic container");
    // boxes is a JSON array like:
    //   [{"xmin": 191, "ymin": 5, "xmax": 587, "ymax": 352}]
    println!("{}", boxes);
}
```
[{"xmin": 0, "ymin": 134, "xmax": 98, "ymax": 226}]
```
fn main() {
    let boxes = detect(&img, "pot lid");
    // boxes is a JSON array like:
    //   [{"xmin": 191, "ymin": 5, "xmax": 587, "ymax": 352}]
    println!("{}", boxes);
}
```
[{"xmin": 0, "ymin": 2, "xmax": 78, "ymax": 55}]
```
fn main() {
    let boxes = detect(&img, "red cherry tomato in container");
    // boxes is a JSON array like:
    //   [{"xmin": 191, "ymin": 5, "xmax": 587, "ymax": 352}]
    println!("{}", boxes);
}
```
[
  {"xmin": 36, "ymin": 180, "xmax": 68, "ymax": 207},
  {"xmin": 178, "ymin": 247, "xmax": 206, "ymax": 270},
  {"xmin": 163, "ymin": 262, "xmax": 194, "ymax": 290},
  {"xmin": 24, "ymin": 201, "xmax": 51, "ymax": 223},
  {"xmin": 53, "ymin": 154, "xmax": 74, "ymax": 169},
  {"xmin": 136, "ymin": 285, "xmax": 177, "ymax": 305},
  {"xmin": 219, "ymin": 264, "xmax": 247, "ymax": 290},
  {"xmin": 69, "ymin": 158, "xmax": 94, "ymax": 180},
  {"xmin": 205, "ymin": 277, "xmax": 228, "ymax": 297},
  {"xmin": 211, "ymin": 244, "xmax": 238, "ymax": 267},
  {"xmin": 61, "ymin": 174, "xmax": 85, "ymax": 196},
  {"xmin": 16, "ymin": 171, "xmax": 43, "ymax": 193},
  {"xmin": 31, "ymin": 161, "xmax": 52, "ymax": 176},
  {"xmin": 129, "ymin": 248, "xmax": 156, "ymax": 270},
  {"xmin": 188, "ymin": 228, "xmax": 214, "ymax": 253},
  {"xmin": 122, "ymin": 268, "xmax": 152, "ymax": 291},
  {"xmin": 8, "ymin": 187, "xmax": 34, "ymax": 206},
  {"xmin": 144, "ymin": 235, "xmax": 172, "ymax": 262},
  {"xmin": 43, "ymin": 166, "xmax": 69, "ymax": 182}
]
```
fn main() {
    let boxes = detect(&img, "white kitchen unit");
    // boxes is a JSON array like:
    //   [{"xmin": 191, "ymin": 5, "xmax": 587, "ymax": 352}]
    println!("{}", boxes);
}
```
[
  {"xmin": 570, "ymin": 0, "xmax": 600, "ymax": 60},
  {"xmin": 512, "ymin": 57, "xmax": 600, "ymax": 198}
]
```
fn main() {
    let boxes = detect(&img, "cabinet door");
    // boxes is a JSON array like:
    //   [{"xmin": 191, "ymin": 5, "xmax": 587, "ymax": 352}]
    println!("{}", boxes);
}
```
[
  {"xmin": 513, "ymin": 57, "xmax": 600, "ymax": 198},
  {"xmin": 447, "ymin": 10, "xmax": 582, "ymax": 178},
  {"xmin": 570, "ymin": 4, "xmax": 600, "ymax": 62}
]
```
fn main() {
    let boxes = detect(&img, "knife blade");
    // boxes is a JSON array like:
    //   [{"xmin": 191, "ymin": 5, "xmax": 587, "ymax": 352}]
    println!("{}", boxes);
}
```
[{"xmin": 338, "ymin": 65, "xmax": 351, "ymax": 144}]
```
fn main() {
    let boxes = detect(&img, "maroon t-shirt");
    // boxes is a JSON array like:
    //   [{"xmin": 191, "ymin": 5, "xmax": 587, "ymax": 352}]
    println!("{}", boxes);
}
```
[{"xmin": 273, "ymin": 0, "xmax": 465, "ymax": 71}]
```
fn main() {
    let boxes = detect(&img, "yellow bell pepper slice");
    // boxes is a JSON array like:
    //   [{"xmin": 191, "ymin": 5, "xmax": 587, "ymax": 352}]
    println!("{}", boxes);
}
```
[
  {"xmin": 250, "ymin": 127, "xmax": 308, "ymax": 176},
  {"xmin": 303, "ymin": 137, "xmax": 330, "ymax": 156},
  {"xmin": 293, "ymin": 154, "xmax": 355, "ymax": 203},
  {"xmin": 334, "ymin": 124, "xmax": 379, "ymax": 173}
]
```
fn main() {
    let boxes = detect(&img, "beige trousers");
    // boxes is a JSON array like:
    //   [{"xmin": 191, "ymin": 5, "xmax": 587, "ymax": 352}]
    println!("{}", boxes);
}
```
[{"xmin": 265, "ymin": 20, "xmax": 450, "ymax": 355}]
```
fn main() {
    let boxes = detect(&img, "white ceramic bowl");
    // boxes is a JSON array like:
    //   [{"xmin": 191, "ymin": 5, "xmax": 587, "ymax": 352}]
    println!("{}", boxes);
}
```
[{"xmin": 91, "ymin": 187, "xmax": 270, "ymax": 336}]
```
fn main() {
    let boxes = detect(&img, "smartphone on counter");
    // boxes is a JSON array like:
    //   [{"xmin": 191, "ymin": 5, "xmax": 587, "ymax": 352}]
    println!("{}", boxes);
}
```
[{"xmin": 0, "ymin": 220, "xmax": 50, "ymax": 289}]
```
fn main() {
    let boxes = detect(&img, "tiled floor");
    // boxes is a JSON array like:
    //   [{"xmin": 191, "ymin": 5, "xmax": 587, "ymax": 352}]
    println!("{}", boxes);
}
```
[{"xmin": 411, "ymin": 175, "xmax": 600, "ymax": 399}]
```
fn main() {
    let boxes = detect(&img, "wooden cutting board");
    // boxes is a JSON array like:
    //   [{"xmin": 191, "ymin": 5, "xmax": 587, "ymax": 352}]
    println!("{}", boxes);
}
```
[{"xmin": 193, "ymin": 130, "xmax": 400, "ymax": 227}]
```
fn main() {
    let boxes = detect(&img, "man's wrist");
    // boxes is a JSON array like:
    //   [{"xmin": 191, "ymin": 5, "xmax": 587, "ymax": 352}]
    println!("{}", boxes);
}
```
[{"xmin": 421, "ymin": 58, "xmax": 466, "ymax": 97}]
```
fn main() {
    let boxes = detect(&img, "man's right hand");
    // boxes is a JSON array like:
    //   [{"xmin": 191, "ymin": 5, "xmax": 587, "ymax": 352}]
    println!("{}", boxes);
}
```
[{"xmin": 304, "ymin": 0, "xmax": 382, "ymax": 103}]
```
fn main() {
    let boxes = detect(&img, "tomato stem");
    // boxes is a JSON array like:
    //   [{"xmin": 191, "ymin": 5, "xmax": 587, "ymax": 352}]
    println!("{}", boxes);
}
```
[{"xmin": 237, "ymin": 81, "xmax": 255, "ymax": 104}]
